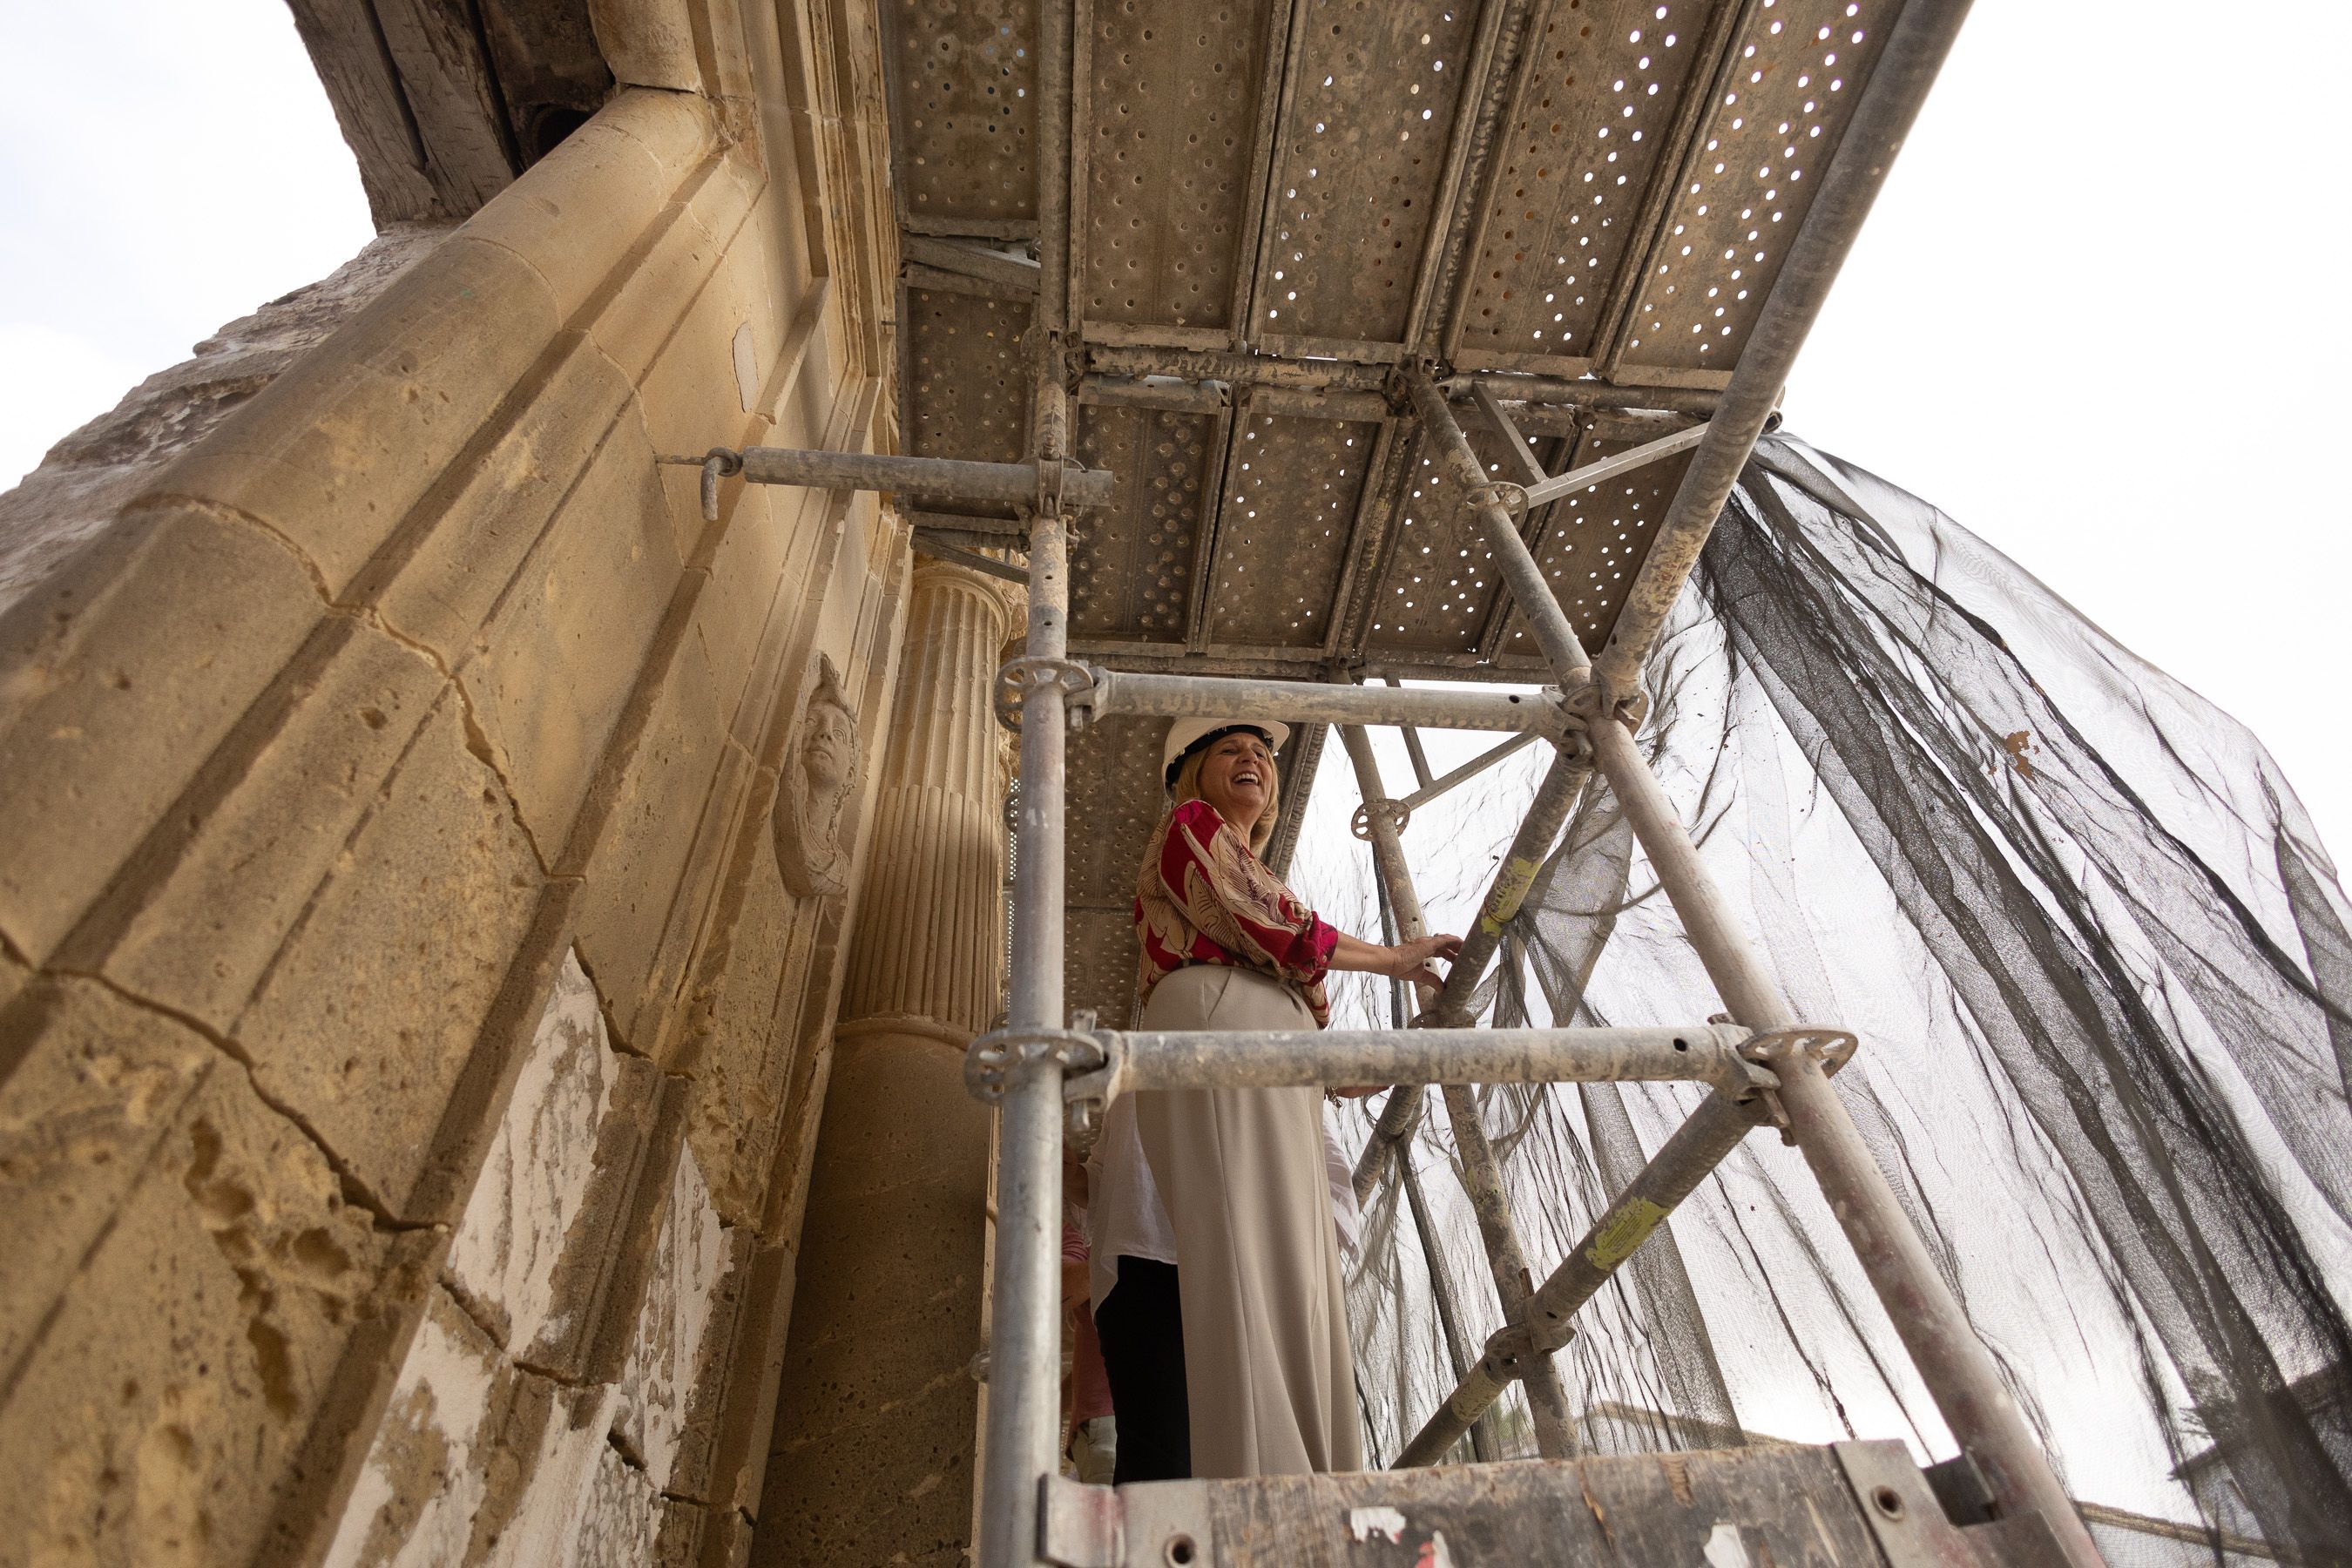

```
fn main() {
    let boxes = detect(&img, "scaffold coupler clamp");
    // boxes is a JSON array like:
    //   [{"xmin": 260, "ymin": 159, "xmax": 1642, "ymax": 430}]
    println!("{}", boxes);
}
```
[
  {"xmin": 1548, "ymin": 674, "xmax": 1601, "ymax": 765},
  {"xmin": 1562, "ymin": 668, "xmax": 1651, "ymax": 737},
  {"xmin": 1737, "ymin": 1024, "xmax": 1861, "ymax": 1145},
  {"xmin": 1056, "ymin": 1019, "xmax": 1129, "ymax": 1143},
  {"xmin": 992, "ymin": 657, "xmax": 1098, "ymax": 733},
  {"xmin": 1484, "ymin": 1310, "xmax": 1575, "ymax": 1379},
  {"xmin": 964, "ymin": 1020, "xmax": 1108, "ymax": 1112},
  {"xmin": 1466, "ymin": 478, "xmax": 1531, "ymax": 531},
  {"xmin": 1350, "ymin": 796, "xmax": 1410, "ymax": 841}
]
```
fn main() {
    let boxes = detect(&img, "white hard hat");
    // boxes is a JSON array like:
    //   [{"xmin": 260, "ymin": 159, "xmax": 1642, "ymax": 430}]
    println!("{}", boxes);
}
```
[{"xmin": 1161, "ymin": 716, "xmax": 1294, "ymax": 789}]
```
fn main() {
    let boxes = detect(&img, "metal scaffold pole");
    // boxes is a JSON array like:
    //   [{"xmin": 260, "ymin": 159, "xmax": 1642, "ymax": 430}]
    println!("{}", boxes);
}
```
[
  {"xmin": 975, "ymin": 503, "xmax": 1073, "ymax": 1568},
  {"xmin": 975, "ymin": 2, "xmax": 1076, "ymax": 1559},
  {"xmin": 1351, "ymin": 749, "xmax": 1591, "ymax": 1199}
]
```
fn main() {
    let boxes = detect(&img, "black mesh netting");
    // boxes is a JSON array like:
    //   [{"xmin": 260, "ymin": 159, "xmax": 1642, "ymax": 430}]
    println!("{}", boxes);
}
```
[{"xmin": 1291, "ymin": 436, "xmax": 2352, "ymax": 1565}]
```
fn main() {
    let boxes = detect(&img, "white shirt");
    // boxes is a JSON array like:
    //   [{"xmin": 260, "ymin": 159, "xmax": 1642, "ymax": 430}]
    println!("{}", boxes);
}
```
[{"xmin": 1085, "ymin": 1091, "xmax": 1179, "ymax": 1310}]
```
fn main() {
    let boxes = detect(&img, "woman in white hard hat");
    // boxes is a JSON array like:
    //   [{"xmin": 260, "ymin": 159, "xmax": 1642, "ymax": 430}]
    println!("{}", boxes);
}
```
[{"xmin": 1087, "ymin": 716, "xmax": 1461, "ymax": 1482}]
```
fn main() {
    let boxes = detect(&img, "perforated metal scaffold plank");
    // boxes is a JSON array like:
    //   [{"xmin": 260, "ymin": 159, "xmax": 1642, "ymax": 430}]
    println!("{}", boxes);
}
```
[
  {"xmin": 905, "ymin": 287, "xmax": 1033, "ymax": 463},
  {"xmin": 1496, "ymin": 427, "xmax": 1698, "ymax": 661},
  {"xmin": 1448, "ymin": 0, "xmax": 1721, "ymax": 370},
  {"xmin": 1200, "ymin": 410, "xmax": 1379, "ymax": 648},
  {"xmin": 1609, "ymin": 0, "xmax": 1901, "ymax": 380},
  {"xmin": 888, "ymin": 0, "xmax": 1041, "ymax": 230},
  {"xmin": 1071, "ymin": 402, "xmax": 1219, "ymax": 642},
  {"xmin": 1079, "ymin": 1441, "xmax": 2055, "ymax": 1567},
  {"xmin": 1059, "ymin": 716, "xmax": 1171, "ymax": 1030},
  {"xmin": 1078, "ymin": 0, "xmax": 1279, "ymax": 334},
  {"xmin": 1248, "ymin": 0, "xmax": 1484, "ymax": 347}
]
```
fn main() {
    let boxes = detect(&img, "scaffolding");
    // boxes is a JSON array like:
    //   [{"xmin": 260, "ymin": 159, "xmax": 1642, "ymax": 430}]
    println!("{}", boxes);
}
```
[{"xmin": 679, "ymin": 0, "xmax": 2142, "ymax": 1560}]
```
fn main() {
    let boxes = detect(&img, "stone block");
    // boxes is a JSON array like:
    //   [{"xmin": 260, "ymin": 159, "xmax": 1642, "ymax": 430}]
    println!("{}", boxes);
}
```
[
  {"xmin": 657, "ymin": 462, "xmax": 725, "ymax": 567},
  {"xmin": 691, "ymin": 486, "xmax": 794, "ymax": 742},
  {"xmin": 682, "ymin": 151, "xmax": 768, "ymax": 307},
  {"xmin": 700, "ymin": 0, "xmax": 760, "ymax": 105},
  {"xmin": 561, "ymin": 1440, "xmax": 662, "ymax": 1568},
  {"xmin": 232, "ymin": 690, "xmax": 545, "ymax": 1220},
  {"xmin": 0, "ymin": 943, "xmax": 24, "ymax": 1013},
  {"xmin": 443, "ymin": 948, "xmax": 621, "ymax": 1360},
  {"xmin": 96, "ymin": 616, "xmax": 444, "ymax": 1032},
  {"xmin": 810, "ymin": 488, "xmax": 880, "ymax": 673},
  {"xmin": 0, "ymin": 1058, "xmax": 390, "ymax": 1568},
  {"xmin": 700, "ymin": 1505, "xmax": 755, "ymax": 1568},
  {"xmin": 651, "ymin": 1496, "xmax": 710, "ymax": 1568},
  {"xmin": 432, "ymin": 936, "xmax": 666, "ymax": 1381},
  {"xmin": 676, "ymin": 845, "xmax": 813, "ymax": 1226},
  {"xmin": 632, "ymin": 238, "xmax": 781, "ymax": 480},
  {"xmin": 0, "ymin": 975, "xmax": 216, "ymax": 1379},
  {"xmin": 700, "ymin": 1240, "xmax": 802, "ymax": 1531},
  {"xmin": 459, "ymin": 91, "xmax": 719, "ymax": 324},
  {"xmin": 0, "ymin": 225, "xmax": 449, "ymax": 626},
  {"xmin": 364, "ymin": 332, "xmax": 643, "ymax": 670},
  {"xmin": 759, "ymin": 912, "xmax": 855, "ymax": 1248},
  {"xmin": 456, "ymin": 406, "xmax": 684, "ymax": 857},
  {"xmin": 589, "ymin": 0, "xmax": 703, "ymax": 92},
  {"xmin": 0, "ymin": 504, "xmax": 325, "ymax": 964},
  {"xmin": 611, "ymin": 1135, "xmax": 728, "ymax": 1491},
  {"xmin": 518, "ymin": 1047, "xmax": 661, "ymax": 1378},
  {"xmin": 623, "ymin": 733, "xmax": 757, "ymax": 1060},
  {"xmin": 477, "ymin": 1379, "xmax": 621, "ymax": 1568},
  {"xmin": 585, "ymin": 191, "xmax": 731, "ymax": 389},
  {"xmin": 566, "ymin": 603, "xmax": 729, "ymax": 1044},
  {"xmin": 319, "ymin": 1286, "xmax": 511, "ymax": 1568},
  {"xmin": 664, "ymin": 1224, "xmax": 755, "ymax": 1505},
  {"xmin": 769, "ymin": 320, "xmax": 841, "ymax": 451},
  {"xmin": 153, "ymin": 236, "xmax": 561, "ymax": 598}
]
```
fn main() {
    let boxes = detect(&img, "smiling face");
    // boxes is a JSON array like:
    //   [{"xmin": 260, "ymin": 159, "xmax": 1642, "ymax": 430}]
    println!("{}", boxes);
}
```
[{"xmin": 1196, "ymin": 729, "xmax": 1276, "ymax": 835}]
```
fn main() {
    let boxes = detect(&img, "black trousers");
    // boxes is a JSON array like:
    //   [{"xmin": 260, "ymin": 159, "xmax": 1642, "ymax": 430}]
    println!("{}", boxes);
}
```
[{"xmin": 1092, "ymin": 1256, "xmax": 1189, "ymax": 1484}]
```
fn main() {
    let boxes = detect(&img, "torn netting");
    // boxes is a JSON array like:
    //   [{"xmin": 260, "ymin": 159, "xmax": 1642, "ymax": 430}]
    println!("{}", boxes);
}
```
[{"xmin": 1306, "ymin": 436, "xmax": 2352, "ymax": 1563}]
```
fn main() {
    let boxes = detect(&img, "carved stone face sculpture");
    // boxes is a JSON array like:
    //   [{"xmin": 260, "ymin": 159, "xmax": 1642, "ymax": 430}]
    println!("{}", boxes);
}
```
[{"xmin": 774, "ymin": 655, "xmax": 861, "ymax": 899}]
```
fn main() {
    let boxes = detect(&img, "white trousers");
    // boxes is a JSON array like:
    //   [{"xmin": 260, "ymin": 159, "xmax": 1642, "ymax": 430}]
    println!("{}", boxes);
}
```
[{"xmin": 1131, "ymin": 964, "xmax": 1365, "ymax": 1478}]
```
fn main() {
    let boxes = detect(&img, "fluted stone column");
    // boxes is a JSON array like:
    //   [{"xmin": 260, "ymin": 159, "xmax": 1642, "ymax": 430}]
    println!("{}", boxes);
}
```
[{"xmin": 758, "ymin": 559, "xmax": 1017, "ymax": 1566}]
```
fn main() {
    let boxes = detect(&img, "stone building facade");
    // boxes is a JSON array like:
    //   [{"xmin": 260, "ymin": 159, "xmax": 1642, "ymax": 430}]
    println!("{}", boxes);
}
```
[{"xmin": 0, "ymin": 1, "xmax": 1004, "ymax": 1563}]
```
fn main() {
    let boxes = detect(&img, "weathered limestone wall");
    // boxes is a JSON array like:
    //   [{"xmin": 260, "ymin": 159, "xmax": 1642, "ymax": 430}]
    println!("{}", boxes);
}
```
[
  {"xmin": 0, "ymin": 0, "xmax": 909, "ymax": 1563},
  {"xmin": 755, "ymin": 564, "xmax": 1017, "ymax": 1565}
]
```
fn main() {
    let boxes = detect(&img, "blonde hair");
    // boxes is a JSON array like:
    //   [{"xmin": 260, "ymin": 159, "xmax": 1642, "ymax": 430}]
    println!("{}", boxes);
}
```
[{"xmin": 1170, "ymin": 733, "xmax": 1281, "ymax": 856}]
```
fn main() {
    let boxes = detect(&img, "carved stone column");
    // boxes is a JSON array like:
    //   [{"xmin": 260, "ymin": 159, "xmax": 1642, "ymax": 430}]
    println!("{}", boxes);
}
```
[{"xmin": 758, "ymin": 559, "xmax": 1017, "ymax": 1566}]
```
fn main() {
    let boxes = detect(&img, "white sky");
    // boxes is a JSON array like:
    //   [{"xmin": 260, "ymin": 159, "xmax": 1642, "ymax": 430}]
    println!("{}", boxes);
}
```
[
  {"xmin": 1784, "ymin": 3, "xmax": 2352, "ymax": 857},
  {"xmin": 2, "ymin": 0, "xmax": 2344, "ymax": 857},
  {"xmin": 0, "ymin": 1, "xmax": 373, "ymax": 488}
]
